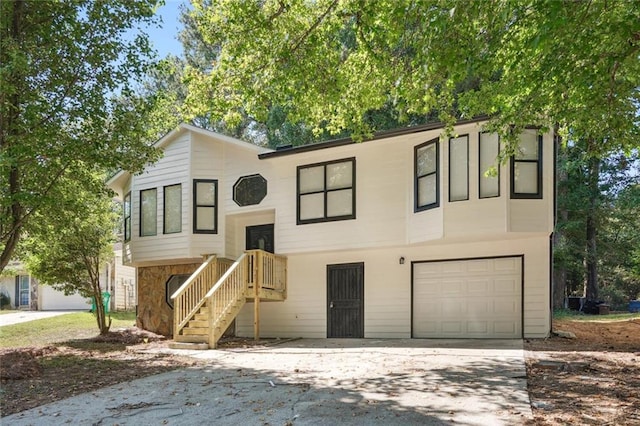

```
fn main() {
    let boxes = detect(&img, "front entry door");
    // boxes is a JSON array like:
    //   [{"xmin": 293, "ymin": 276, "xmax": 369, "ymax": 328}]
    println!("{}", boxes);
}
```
[
  {"xmin": 327, "ymin": 262, "xmax": 364, "ymax": 338},
  {"xmin": 246, "ymin": 224, "xmax": 274, "ymax": 253}
]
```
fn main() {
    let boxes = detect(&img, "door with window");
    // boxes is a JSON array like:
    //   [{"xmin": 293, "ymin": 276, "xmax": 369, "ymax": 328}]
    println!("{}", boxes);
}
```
[
  {"xmin": 15, "ymin": 275, "xmax": 30, "ymax": 308},
  {"xmin": 245, "ymin": 224, "xmax": 274, "ymax": 253},
  {"xmin": 327, "ymin": 263, "xmax": 364, "ymax": 338}
]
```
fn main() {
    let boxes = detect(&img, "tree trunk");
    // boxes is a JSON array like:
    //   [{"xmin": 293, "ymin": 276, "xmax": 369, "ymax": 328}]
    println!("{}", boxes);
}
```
[
  {"xmin": 89, "ymin": 261, "xmax": 111, "ymax": 335},
  {"xmin": 552, "ymin": 135, "xmax": 568, "ymax": 309},
  {"xmin": 0, "ymin": 1, "xmax": 25, "ymax": 273},
  {"xmin": 585, "ymin": 144, "xmax": 600, "ymax": 301}
]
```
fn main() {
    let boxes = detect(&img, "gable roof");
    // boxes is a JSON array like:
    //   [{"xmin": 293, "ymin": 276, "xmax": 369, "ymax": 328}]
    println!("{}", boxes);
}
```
[{"xmin": 106, "ymin": 123, "xmax": 274, "ymax": 190}]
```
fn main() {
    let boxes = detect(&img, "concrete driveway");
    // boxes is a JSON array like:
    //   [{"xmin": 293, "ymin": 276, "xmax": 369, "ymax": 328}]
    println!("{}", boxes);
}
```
[
  {"xmin": 0, "ymin": 310, "xmax": 84, "ymax": 327},
  {"xmin": 3, "ymin": 339, "xmax": 532, "ymax": 425}
]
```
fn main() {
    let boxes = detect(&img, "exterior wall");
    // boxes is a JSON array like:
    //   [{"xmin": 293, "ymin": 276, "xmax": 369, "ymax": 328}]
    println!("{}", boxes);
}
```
[
  {"xmin": 0, "ymin": 275, "xmax": 89, "ymax": 310},
  {"xmin": 39, "ymin": 284, "xmax": 90, "ymax": 310},
  {"xmin": 128, "ymin": 133, "xmax": 192, "ymax": 265},
  {"xmin": 0, "ymin": 276, "xmax": 15, "ymax": 308},
  {"xmin": 236, "ymin": 234, "xmax": 551, "ymax": 339},
  {"xmin": 136, "ymin": 263, "xmax": 200, "ymax": 336},
  {"xmin": 110, "ymin": 122, "xmax": 554, "ymax": 340},
  {"xmin": 112, "ymin": 250, "xmax": 137, "ymax": 311},
  {"xmin": 267, "ymin": 122, "xmax": 554, "ymax": 255},
  {"xmin": 122, "ymin": 130, "xmax": 270, "ymax": 266}
]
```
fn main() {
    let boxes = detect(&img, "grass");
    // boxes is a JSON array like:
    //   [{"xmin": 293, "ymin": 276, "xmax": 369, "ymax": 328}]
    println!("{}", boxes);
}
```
[
  {"xmin": 0, "ymin": 311, "xmax": 136, "ymax": 348},
  {"xmin": 554, "ymin": 309, "xmax": 640, "ymax": 322}
]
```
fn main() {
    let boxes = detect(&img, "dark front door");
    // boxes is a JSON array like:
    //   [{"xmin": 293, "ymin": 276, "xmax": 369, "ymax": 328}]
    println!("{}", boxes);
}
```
[
  {"xmin": 327, "ymin": 262, "xmax": 364, "ymax": 338},
  {"xmin": 246, "ymin": 224, "xmax": 274, "ymax": 253}
]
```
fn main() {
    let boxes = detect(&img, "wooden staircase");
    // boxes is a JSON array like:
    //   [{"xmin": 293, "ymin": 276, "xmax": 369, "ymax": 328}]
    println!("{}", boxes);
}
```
[{"xmin": 171, "ymin": 250, "xmax": 287, "ymax": 349}]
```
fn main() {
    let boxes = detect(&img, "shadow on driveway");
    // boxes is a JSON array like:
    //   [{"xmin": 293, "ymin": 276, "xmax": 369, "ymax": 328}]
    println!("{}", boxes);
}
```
[{"xmin": 4, "ymin": 338, "xmax": 532, "ymax": 425}]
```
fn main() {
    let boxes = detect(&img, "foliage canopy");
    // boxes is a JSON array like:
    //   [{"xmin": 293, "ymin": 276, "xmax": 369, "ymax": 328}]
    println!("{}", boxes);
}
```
[
  {"xmin": 184, "ymin": 0, "xmax": 640, "ymax": 153},
  {"xmin": 0, "ymin": 0, "xmax": 162, "ymax": 272}
]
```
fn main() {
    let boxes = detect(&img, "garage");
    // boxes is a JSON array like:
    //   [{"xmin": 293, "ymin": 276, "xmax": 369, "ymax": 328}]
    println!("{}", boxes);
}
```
[{"xmin": 412, "ymin": 256, "xmax": 523, "ymax": 338}]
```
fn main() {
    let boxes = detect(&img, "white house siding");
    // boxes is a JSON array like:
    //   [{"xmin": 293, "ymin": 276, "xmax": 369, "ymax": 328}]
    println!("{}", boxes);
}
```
[
  {"xmin": 128, "ymin": 133, "xmax": 192, "ymax": 266},
  {"xmin": 106, "ymin": 121, "xmax": 554, "ymax": 340},
  {"xmin": 508, "ymin": 131, "xmax": 554, "ymax": 233},
  {"xmin": 0, "ymin": 276, "xmax": 16, "ymax": 307},
  {"xmin": 187, "ymin": 133, "xmax": 226, "ymax": 259},
  {"xmin": 0, "ymin": 275, "xmax": 89, "ymax": 310},
  {"xmin": 236, "ymin": 234, "xmax": 551, "ymax": 339},
  {"xmin": 225, "ymin": 210, "xmax": 276, "ymax": 259},
  {"xmin": 268, "ymin": 122, "xmax": 553, "ymax": 255},
  {"xmin": 39, "ymin": 285, "xmax": 90, "ymax": 310},
  {"xmin": 113, "ymin": 250, "xmax": 137, "ymax": 311}
]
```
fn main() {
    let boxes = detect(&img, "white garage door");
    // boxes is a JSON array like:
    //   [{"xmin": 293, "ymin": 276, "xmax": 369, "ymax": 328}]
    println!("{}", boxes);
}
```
[{"xmin": 413, "ymin": 257, "xmax": 522, "ymax": 338}]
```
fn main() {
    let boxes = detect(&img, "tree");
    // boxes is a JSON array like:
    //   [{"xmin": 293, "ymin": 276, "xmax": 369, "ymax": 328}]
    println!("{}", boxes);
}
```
[
  {"xmin": 554, "ymin": 142, "xmax": 639, "ymax": 306},
  {"xmin": 183, "ymin": 0, "xmax": 639, "ymax": 149},
  {"xmin": 23, "ymin": 171, "xmax": 118, "ymax": 334},
  {"xmin": 0, "ymin": 0, "xmax": 162, "ymax": 273},
  {"xmin": 183, "ymin": 0, "xmax": 639, "ymax": 305}
]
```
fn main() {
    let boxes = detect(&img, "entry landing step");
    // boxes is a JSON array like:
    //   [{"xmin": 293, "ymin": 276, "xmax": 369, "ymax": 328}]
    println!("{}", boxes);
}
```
[{"xmin": 168, "ymin": 341, "xmax": 209, "ymax": 350}]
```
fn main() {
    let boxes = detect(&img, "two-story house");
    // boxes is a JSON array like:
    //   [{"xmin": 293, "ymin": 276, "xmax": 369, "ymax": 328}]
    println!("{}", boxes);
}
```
[{"xmin": 107, "ymin": 118, "xmax": 554, "ymax": 348}]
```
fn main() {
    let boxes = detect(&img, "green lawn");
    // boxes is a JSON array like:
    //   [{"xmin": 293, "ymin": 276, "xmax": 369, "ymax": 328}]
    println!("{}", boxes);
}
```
[
  {"xmin": 0, "ymin": 312, "xmax": 136, "ymax": 348},
  {"xmin": 554, "ymin": 309, "xmax": 640, "ymax": 322}
]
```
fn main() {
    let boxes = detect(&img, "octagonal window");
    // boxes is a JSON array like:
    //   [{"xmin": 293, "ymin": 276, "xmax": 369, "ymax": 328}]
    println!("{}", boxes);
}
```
[{"xmin": 233, "ymin": 174, "xmax": 267, "ymax": 206}]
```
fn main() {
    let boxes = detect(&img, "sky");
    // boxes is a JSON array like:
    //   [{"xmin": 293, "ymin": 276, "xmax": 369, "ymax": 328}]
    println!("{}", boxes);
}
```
[{"xmin": 146, "ymin": 0, "xmax": 187, "ymax": 59}]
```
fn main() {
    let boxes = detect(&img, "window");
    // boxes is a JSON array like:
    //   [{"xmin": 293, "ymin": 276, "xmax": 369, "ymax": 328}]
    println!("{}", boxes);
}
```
[
  {"xmin": 511, "ymin": 130, "xmax": 543, "ymax": 199},
  {"xmin": 140, "ymin": 188, "xmax": 157, "ymax": 236},
  {"xmin": 233, "ymin": 174, "xmax": 267, "ymax": 206},
  {"xmin": 415, "ymin": 139, "xmax": 439, "ymax": 211},
  {"xmin": 18, "ymin": 275, "xmax": 29, "ymax": 306},
  {"xmin": 479, "ymin": 132, "xmax": 500, "ymax": 198},
  {"xmin": 123, "ymin": 192, "xmax": 131, "ymax": 241},
  {"xmin": 193, "ymin": 179, "xmax": 218, "ymax": 233},
  {"xmin": 163, "ymin": 184, "xmax": 182, "ymax": 234},
  {"xmin": 449, "ymin": 135, "xmax": 469, "ymax": 202},
  {"xmin": 297, "ymin": 158, "xmax": 355, "ymax": 224},
  {"xmin": 165, "ymin": 274, "xmax": 190, "ymax": 308}
]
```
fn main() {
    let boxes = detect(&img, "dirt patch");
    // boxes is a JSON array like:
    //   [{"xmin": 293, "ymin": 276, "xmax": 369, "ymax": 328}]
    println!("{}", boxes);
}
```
[
  {"xmin": 0, "ymin": 328, "xmax": 204, "ymax": 416},
  {"xmin": 524, "ymin": 318, "xmax": 640, "ymax": 425}
]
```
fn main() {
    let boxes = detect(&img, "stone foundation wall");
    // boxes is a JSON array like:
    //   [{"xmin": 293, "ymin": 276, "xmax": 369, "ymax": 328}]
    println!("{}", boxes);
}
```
[{"xmin": 137, "ymin": 263, "xmax": 200, "ymax": 336}]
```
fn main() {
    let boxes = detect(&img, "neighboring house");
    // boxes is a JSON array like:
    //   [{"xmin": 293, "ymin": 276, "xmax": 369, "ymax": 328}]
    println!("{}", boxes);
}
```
[
  {"xmin": 107, "ymin": 118, "xmax": 554, "ymax": 346},
  {"xmin": 0, "ymin": 247, "xmax": 136, "ymax": 312},
  {"xmin": 109, "ymin": 244, "xmax": 137, "ymax": 311},
  {"xmin": 0, "ymin": 261, "xmax": 90, "ymax": 311}
]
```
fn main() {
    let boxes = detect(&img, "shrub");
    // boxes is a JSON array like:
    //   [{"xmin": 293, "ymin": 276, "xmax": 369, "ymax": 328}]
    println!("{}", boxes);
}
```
[{"xmin": 0, "ymin": 291, "xmax": 11, "ymax": 310}]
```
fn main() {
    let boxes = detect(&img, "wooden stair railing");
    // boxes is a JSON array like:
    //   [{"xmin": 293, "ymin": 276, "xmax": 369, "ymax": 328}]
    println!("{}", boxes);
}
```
[
  {"xmin": 206, "ymin": 253, "xmax": 249, "ymax": 348},
  {"xmin": 172, "ymin": 250, "xmax": 287, "ymax": 349},
  {"xmin": 171, "ymin": 255, "xmax": 233, "ymax": 341}
]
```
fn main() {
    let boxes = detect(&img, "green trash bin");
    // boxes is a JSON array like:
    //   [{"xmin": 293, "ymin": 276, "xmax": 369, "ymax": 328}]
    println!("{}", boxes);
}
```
[{"xmin": 91, "ymin": 292, "xmax": 111, "ymax": 313}]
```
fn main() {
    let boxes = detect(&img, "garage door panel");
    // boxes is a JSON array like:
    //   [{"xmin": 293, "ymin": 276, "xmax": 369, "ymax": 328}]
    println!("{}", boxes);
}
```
[
  {"xmin": 494, "ymin": 278, "xmax": 519, "ymax": 293},
  {"xmin": 413, "ymin": 257, "xmax": 522, "ymax": 339},
  {"xmin": 442, "ymin": 262, "xmax": 465, "ymax": 273},
  {"xmin": 467, "ymin": 279, "xmax": 489, "ymax": 293},
  {"xmin": 468, "ymin": 322, "xmax": 489, "ymax": 333},
  {"xmin": 442, "ymin": 300, "xmax": 463, "ymax": 315},
  {"xmin": 494, "ymin": 257, "xmax": 519, "ymax": 272},
  {"xmin": 441, "ymin": 321, "xmax": 463, "ymax": 334},
  {"xmin": 442, "ymin": 280, "xmax": 465, "ymax": 294},
  {"xmin": 467, "ymin": 259, "xmax": 491, "ymax": 273},
  {"xmin": 494, "ymin": 321, "xmax": 518, "ymax": 333},
  {"xmin": 468, "ymin": 300, "xmax": 490, "ymax": 314}
]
